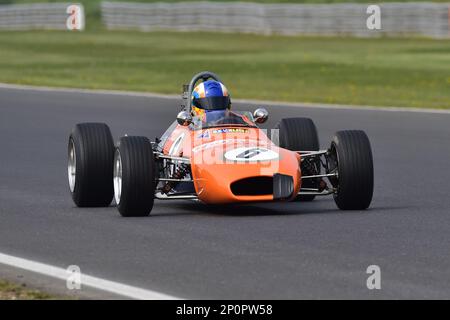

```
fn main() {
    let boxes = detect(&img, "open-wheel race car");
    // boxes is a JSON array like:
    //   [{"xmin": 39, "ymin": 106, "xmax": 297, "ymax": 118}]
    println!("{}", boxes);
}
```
[{"xmin": 68, "ymin": 71, "xmax": 374, "ymax": 216}]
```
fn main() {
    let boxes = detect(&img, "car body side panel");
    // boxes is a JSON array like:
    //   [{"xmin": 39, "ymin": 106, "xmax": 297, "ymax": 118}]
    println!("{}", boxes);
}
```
[{"xmin": 162, "ymin": 125, "xmax": 302, "ymax": 204}]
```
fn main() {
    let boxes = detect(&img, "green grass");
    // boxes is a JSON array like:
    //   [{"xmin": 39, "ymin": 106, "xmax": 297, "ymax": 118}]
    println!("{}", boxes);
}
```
[
  {"xmin": 0, "ymin": 279, "xmax": 55, "ymax": 300},
  {"xmin": 1, "ymin": 30, "xmax": 449, "ymax": 109}
]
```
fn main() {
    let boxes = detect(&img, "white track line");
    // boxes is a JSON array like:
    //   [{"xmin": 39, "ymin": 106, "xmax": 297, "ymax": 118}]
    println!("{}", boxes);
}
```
[
  {"xmin": 0, "ymin": 252, "xmax": 180, "ymax": 300},
  {"xmin": 1, "ymin": 82, "xmax": 449, "ymax": 115},
  {"xmin": 0, "ymin": 82, "xmax": 178, "ymax": 99}
]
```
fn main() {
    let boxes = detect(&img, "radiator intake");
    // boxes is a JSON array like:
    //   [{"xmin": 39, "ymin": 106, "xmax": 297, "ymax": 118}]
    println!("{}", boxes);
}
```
[{"xmin": 230, "ymin": 177, "xmax": 273, "ymax": 196}]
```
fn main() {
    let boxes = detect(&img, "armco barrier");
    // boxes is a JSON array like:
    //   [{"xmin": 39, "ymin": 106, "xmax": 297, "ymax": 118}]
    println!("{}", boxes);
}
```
[
  {"xmin": 0, "ymin": 3, "xmax": 84, "ymax": 30},
  {"xmin": 101, "ymin": 1, "xmax": 450, "ymax": 38}
]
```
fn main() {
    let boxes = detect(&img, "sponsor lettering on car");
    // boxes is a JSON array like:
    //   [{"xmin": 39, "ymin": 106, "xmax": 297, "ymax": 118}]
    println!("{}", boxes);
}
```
[
  {"xmin": 197, "ymin": 130, "xmax": 210, "ymax": 139},
  {"xmin": 212, "ymin": 128, "xmax": 248, "ymax": 134}
]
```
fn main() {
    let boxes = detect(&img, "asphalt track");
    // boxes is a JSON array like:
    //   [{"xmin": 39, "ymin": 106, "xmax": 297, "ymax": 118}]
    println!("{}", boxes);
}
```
[{"xmin": 1, "ymin": 86, "xmax": 450, "ymax": 299}]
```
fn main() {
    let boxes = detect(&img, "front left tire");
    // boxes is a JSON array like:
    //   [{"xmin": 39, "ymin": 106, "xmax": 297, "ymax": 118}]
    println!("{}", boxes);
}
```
[{"xmin": 331, "ymin": 130, "xmax": 374, "ymax": 210}]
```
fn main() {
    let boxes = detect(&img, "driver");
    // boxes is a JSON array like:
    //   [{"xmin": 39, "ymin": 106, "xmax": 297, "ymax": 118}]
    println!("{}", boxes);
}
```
[{"xmin": 191, "ymin": 80, "xmax": 249, "ymax": 126}]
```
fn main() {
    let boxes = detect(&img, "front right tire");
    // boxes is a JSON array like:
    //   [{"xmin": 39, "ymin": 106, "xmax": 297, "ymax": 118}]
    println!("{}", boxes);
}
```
[{"xmin": 114, "ymin": 136, "xmax": 156, "ymax": 217}]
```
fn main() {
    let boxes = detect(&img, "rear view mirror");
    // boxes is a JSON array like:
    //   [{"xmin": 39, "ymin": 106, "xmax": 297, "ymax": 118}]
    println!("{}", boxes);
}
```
[
  {"xmin": 177, "ymin": 111, "xmax": 192, "ymax": 126},
  {"xmin": 253, "ymin": 108, "xmax": 269, "ymax": 124}
]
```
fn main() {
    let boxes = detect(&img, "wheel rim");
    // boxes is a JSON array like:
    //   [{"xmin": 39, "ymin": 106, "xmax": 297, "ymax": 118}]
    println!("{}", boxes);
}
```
[
  {"xmin": 113, "ymin": 149, "xmax": 122, "ymax": 205},
  {"xmin": 328, "ymin": 143, "xmax": 339, "ymax": 190},
  {"xmin": 68, "ymin": 139, "xmax": 76, "ymax": 193}
]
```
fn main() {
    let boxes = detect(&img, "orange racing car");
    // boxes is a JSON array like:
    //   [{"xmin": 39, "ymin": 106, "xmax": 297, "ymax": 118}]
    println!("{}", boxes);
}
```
[{"xmin": 67, "ymin": 71, "xmax": 374, "ymax": 216}]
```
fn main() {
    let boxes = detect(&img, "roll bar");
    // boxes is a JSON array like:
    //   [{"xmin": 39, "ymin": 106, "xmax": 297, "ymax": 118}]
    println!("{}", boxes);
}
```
[{"xmin": 182, "ymin": 71, "xmax": 222, "ymax": 111}]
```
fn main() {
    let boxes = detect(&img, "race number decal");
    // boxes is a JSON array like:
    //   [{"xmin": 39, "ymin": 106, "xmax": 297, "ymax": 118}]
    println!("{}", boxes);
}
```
[
  {"xmin": 66, "ymin": 4, "xmax": 85, "ymax": 31},
  {"xmin": 224, "ymin": 147, "xmax": 279, "ymax": 162}
]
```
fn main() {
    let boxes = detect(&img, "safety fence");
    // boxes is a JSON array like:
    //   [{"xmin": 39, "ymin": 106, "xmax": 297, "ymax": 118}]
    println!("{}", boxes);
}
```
[
  {"xmin": 0, "ymin": 3, "xmax": 84, "ymax": 30},
  {"xmin": 101, "ymin": 1, "xmax": 450, "ymax": 38},
  {"xmin": 0, "ymin": 2, "xmax": 448, "ymax": 37}
]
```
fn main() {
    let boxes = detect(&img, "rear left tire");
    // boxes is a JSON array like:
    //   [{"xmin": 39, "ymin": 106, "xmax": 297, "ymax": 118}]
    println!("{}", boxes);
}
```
[{"xmin": 274, "ymin": 117, "xmax": 320, "ymax": 201}]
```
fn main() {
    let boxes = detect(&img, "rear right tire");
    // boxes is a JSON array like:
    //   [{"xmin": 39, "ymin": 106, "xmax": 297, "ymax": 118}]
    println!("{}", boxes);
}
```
[{"xmin": 68, "ymin": 123, "xmax": 114, "ymax": 207}]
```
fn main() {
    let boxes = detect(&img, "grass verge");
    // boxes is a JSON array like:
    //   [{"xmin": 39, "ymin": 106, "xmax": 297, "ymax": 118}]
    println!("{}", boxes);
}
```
[
  {"xmin": 0, "ymin": 279, "xmax": 55, "ymax": 300},
  {"xmin": 0, "ymin": 30, "xmax": 449, "ymax": 109}
]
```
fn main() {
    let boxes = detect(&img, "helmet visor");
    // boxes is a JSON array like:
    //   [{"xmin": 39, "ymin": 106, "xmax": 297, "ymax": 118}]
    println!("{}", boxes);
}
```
[{"xmin": 192, "ymin": 96, "xmax": 230, "ymax": 110}]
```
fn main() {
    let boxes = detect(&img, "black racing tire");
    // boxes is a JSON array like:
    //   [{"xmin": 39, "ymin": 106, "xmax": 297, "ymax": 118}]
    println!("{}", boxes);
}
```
[
  {"xmin": 274, "ymin": 117, "xmax": 320, "ymax": 201},
  {"xmin": 68, "ymin": 123, "xmax": 115, "ymax": 207},
  {"xmin": 114, "ymin": 136, "xmax": 155, "ymax": 217},
  {"xmin": 331, "ymin": 130, "xmax": 374, "ymax": 210}
]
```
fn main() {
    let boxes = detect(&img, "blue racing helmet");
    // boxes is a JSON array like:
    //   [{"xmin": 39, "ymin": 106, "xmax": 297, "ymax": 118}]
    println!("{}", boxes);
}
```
[{"xmin": 191, "ymin": 80, "xmax": 231, "ymax": 112}]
